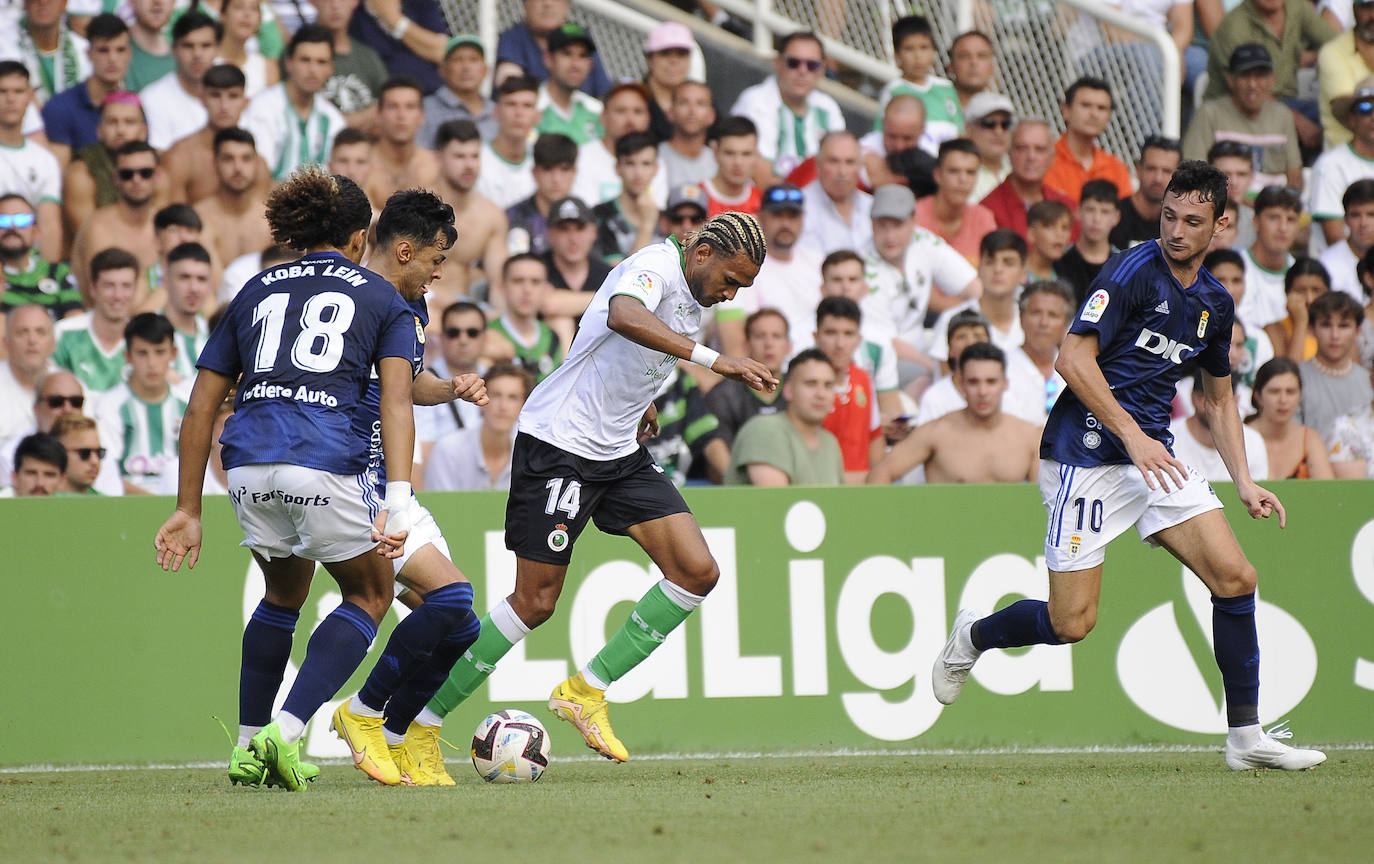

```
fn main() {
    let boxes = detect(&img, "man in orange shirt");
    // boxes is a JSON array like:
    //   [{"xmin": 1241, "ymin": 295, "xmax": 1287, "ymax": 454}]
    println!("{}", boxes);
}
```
[
  {"xmin": 813, "ymin": 295, "xmax": 884, "ymax": 484},
  {"xmin": 1043, "ymin": 76, "xmax": 1132, "ymax": 206}
]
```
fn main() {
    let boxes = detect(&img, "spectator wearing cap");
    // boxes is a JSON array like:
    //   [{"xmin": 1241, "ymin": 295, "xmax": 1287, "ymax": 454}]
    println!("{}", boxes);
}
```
[
  {"xmin": 475, "ymin": 75, "xmax": 539, "ymax": 210},
  {"xmin": 507, "ymin": 132, "xmax": 578, "ymax": 257},
  {"xmin": 730, "ymin": 31, "xmax": 846, "ymax": 187},
  {"xmin": 539, "ymin": 196, "xmax": 611, "ymax": 343},
  {"xmin": 660, "ymin": 80, "xmax": 717, "ymax": 190},
  {"xmin": 315, "ymin": 0, "xmax": 389, "ymax": 129},
  {"xmin": 1111, "ymin": 135, "xmax": 1182, "ymax": 250},
  {"xmin": 800, "ymin": 132, "xmax": 873, "ymax": 256},
  {"xmin": 141, "ymin": 10, "xmax": 219, "ymax": 150},
  {"xmin": 348, "ymin": 0, "xmax": 451, "ymax": 95},
  {"xmin": 981, "ymin": 119, "xmax": 1076, "ymax": 243},
  {"xmin": 1183, "ymin": 43, "xmax": 1302, "ymax": 194},
  {"xmin": 1317, "ymin": 0, "xmax": 1374, "ymax": 147},
  {"xmin": 857, "ymin": 94, "xmax": 928, "ymax": 191},
  {"xmin": 570, "ymin": 81, "xmax": 670, "ymax": 209},
  {"xmin": 1043, "ymin": 77, "xmax": 1131, "ymax": 206},
  {"xmin": 240, "ymin": 26, "xmax": 347, "ymax": 182},
  {"xmin": 535, "ymin": 23, "xmax": 603, "ymax": 146},
  {"xmin": 659, "ymin": 183, "xmax": 707, "ymax": 244},
  {"xmin": 964, "ymin": 92, "xmax": 1014, "ymax": 201},
  {"xmin": 917, "ymin": 138, "xmax": 998, "ymax": 265},
  {"xmin": 496, "ymin": 0, "xmax": 612, "ymax": 98},
  {"xmin": 643, "ymin": 21, "xmax": 699, "ymax": 142},
  {"xmin": 716, "ymin": 183, "xmax": 824, "ymax": 361},
  {"xmin": 1205, "ymin": 0, "xmax": 1336, "ymax": 152},
  {"xmin": 1310, "ymin": 76, "xmax": 1374, "ymax": 245},
  {"xmin": 421, "ymin": 35, "xmax": 496, "ymax": 146},
  {"xmin": 40, "ymin": 14, "xmax": 130, "ymax": 170}
]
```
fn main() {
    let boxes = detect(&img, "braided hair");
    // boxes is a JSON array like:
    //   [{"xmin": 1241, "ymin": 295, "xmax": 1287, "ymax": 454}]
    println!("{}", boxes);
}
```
[{"xmin": 689, "ymin": 211, "xmax": 767, "ymax": 267}]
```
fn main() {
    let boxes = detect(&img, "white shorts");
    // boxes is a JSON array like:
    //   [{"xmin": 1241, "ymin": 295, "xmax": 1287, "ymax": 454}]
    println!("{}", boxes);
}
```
[
  {"xmin": 1040, "ymin": 459, "xmax": 1222, "ymax": 572},
  {"xmin": 392, "ymin": 495, "xmax": 451, "ymax": 581},
  {"xmin": 227, "ymin": 464, "xmax": 380, "ymax": 564}
]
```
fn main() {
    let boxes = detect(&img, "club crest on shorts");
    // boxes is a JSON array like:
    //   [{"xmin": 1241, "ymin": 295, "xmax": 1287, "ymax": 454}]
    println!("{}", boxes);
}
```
[
  {"xmin": 1069, "ymin": 534, "xmax": 1082, "ymax": 557},
  {"xmin": 1081, "ymin": 289, "xmax": 1109, "ymax": 323},
  {"xmin": 1197, "ymin": 310, "xmax": 1209, "ymax": 340},
  {"xmin": 547, "ymin": 524, "xmax": 569, "ymax": 552}
]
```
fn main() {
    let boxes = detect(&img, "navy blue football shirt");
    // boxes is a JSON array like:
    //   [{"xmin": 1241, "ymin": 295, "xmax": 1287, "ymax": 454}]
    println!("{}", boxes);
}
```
[
  {"xmin": 355, "ymin": 297, "xmax": 428, "ymax": 492},
  {"xmin": 1041, "ymin": 240, "xmax": 1235, "ymax": 466},
  {"xmin": 197, "ymin": 251, "xmax": 416, "ymax": 475}
]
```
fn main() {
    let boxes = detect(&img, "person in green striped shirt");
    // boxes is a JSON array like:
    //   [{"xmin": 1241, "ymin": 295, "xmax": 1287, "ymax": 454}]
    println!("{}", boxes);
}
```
[
  {"xmin": 93, "ymin": 312, "xmax": 187, "ymax": 493},
  {"xmin": 488, "ymin": 253, "xmax": 564, "ymax": 383},
  {"xmin": 52, "ymin": 246, "xmax": 136, "ymax": 393},
  {"xmin": 160, "ymin": 241, "xmax": 212, "ymax": 382}
]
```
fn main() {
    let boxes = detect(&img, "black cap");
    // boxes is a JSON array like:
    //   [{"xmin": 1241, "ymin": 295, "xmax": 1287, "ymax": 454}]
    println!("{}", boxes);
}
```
[
  {"xmin": 547, "ymin": 22, "xmax": 596, "ymax": 55},
  {"xmin": 1228, "ymin": 43, "xmax": 1273, "ymax": 75},
  {"xmin": 549, "ymin": 196, "xmax": 594, "ymax": 224}
]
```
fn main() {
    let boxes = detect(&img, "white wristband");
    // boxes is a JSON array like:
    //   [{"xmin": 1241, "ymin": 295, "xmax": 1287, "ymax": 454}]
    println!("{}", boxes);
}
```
[
  {"xmin": 383, "ymin": 481, "xmax": 412, "ymax": 535},
  {"xmin": 690, "ymin": 342, "xmax": 720, "ymax": 370},
  {"xmin": 390, "ymin": 16, "xmax": 411, "ymax": 39}
]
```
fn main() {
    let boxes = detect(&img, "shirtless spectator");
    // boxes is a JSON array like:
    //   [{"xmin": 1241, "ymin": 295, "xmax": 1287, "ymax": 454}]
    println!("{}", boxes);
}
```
[
  {"xmin": 365, "ymin": 76, "xmax": 441, "ymax": 208},
  {"xmin": 70, "ymin": 141, "xmax": 159, "ymax": 292},
  {"xmin": 62, "ymin": 93, "xmax": 149, "ymax": 238},
  {"xmin": 725, "ymin": 348, "xmax": 844, "ymax": 486},
  {"xmin": 326, "ymin": 126, "xmax": 372, "ymax": 187},
  {"xmin": 431, "ymin": 119, "xmax": 507, "ymax": 307},
  {"xmin": 506, "ymin": 132, "xmax": 577, "ymax": 257},
  {"xmin": 869, "ymin": 342, "xmax": 1039, "ymax": 484},
  {"xmin": 164, "ymin": 65, "xmax": 269, "ymax": 205},
  {"xmin": 474, "ymin": 75, "xmax": 539, "ymax": 210},
  {"xmin": 916, "ymin": 309, "xmax": 994, "ymax": 425},
  {"xmin": 193, "ymin": 128, "xmax": 270, "ymax": 265},
  {"xmin": 707, "ymin": 307, "xmax": 791, "ymax": 447},
  {"xmin": 141, "ymin": 10, "xmax": 219, "ymax": 150}
]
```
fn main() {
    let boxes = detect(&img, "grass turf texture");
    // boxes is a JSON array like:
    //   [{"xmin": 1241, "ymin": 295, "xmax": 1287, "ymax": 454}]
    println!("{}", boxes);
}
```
[{"xmin": 4, "ymin": 751, "xmax": 1370, "ymax": 863}]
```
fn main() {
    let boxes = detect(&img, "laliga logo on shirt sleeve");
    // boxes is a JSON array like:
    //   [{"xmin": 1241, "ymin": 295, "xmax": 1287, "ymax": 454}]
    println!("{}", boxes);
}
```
[{"xmin": 1081, "ymin": 289, "xmax": 1109, "ymax": 323}]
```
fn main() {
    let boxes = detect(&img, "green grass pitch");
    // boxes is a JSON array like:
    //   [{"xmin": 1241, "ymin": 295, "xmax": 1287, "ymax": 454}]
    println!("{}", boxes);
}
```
[{"xmin": 4, "ymin": 750, "xmax": 1371, "ymax": 863}]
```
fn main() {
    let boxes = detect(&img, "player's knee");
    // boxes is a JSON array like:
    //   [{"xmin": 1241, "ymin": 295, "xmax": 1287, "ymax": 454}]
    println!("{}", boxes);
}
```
[
  {"xmin": 1054, "ymin": 609, "xmax": 1097, "ymax": 644},
  {"xmin": 1216, "ymin": 560, "xmax": 1258, "ymax": 597},
  {"xmin": 511, "ymin": 590, "xmax": 558, "ymax": 628},
  {"xmin": 676, "ymin": 557, "xmax": 719, "ymax": 596}
]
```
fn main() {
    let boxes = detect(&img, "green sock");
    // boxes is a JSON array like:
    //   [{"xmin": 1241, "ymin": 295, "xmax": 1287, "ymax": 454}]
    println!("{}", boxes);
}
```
[
  {"xmin": 426, "ymin": 612, "xmax": 514, "ymax": 717},
  {"xmin": 588, "ymin": 584, "xmax": 693, "ymax": 686}
]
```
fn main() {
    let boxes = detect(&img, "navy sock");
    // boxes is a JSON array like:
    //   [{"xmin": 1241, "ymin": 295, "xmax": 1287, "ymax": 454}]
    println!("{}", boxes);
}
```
[
  {"xmin": 382, "ymin": 605, "xmax": 481, "ymax": 737},
  {"xmin": 239, "ymin": 600, "xmax": 299, "ymax": 727},
  {"xmin": 359, "ymin": 582, "xmax": 474, "ymax": 713},
  {"xmin": 970, "ymin": 599, "xmax": 1064, "ymax": 651},
  {"xmin": 280, "ymin": 601, "xmax": 376, "ymax": 723},
  {"xmin": 1212, "ymin": 592, "xmax": 1260, "ymax": 727}
]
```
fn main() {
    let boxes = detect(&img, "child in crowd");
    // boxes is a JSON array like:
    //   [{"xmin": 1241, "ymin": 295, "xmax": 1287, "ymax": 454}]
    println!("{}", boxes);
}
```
[
  {"xmin": 1025, "ymin": 199, "xmax": 1073, "ymax": 282},
  {"xmin": 1299, "ymin": 291, "xmax": 1371, "ymax": 441},
  {"xmin": 593, "ymin": 131, "xmax": 662, "ymax": 264},
  {"xmin": 94, "ymin": 312, "xmax": 187, "ymax": 494},
  {"xmin": 876, "ymin": 15, "xmax": 961, "ymax": 149},
  {"xmin": 1054, "ymin": 179, "xmax": 1120, "ymax": 306},
  {"xmin": 1267, "ymin": 258, "xmax": 1328, "ymax": 363}
]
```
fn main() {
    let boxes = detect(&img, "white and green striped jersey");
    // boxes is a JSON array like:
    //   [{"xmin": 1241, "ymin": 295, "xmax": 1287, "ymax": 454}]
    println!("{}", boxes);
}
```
[
  {"xmin": 240, "ymin": 82, "xmax": 347, "ymax": 181},
  {"xmin": 94, "ymin": 381, "xmax": 189, "ymax": 491},
  {"xmin": 730, "ymin": 75, "xmax": 846, "ymax": 177},
  {"xmin": 536, "ymin": 84, "xmax": 603, "ymax": 145},
  {"xmin": 169, "ymin": 316, "xmax": 209, "ymax": 382},
  {"xmin": 876, "ymin": 76, "xmax": 963, "ymax": 152},
  {"xmin": 52, "ymin": 312, "xmax": 126, "ymax": 393}
]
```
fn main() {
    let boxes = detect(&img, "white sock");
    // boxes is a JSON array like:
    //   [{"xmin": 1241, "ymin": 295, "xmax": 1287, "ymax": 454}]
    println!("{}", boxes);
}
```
[
  {"xmin": 277, "ymin": 712, "xmax": 306, "ymax": 743},
  {"xmin": 237, "ymin": 724, "xmax": 262, "ymax": 748},
  {"xmin": 1228, "ymin": 723, "xmax": 1261, "ymax": 749},
  {"xmin": 581, "ymin": 665, "xmax": 610, "ymax": 691},
  {"xmin": 383, "ymin": 727, "xmax": 405, "ymax": 747},
  {"xmin": 658, "ymin": 577, "xmax": 706, "ymax": 612},
  {"xmin": 489, "ymin": 598, "xmax": 532, "ymax": 643},
  {"xmin": 350, "ymin": 694, "xmax": 384, "ymax": 717},
  {"xmin": 415, "ymin": 706, "xmax": 444, "ymax": 728}
]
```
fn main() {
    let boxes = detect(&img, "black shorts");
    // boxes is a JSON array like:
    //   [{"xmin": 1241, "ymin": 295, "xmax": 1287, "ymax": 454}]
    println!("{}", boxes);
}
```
[{"xmin": 504, "ymin": 432, "xmax": 691, "ymax": 565}]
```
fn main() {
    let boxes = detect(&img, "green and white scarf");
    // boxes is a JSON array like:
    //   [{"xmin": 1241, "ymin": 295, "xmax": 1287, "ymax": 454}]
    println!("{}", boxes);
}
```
[{"xmin": 17, "ymin": 16, "xmax": 83, "ymax": 103}]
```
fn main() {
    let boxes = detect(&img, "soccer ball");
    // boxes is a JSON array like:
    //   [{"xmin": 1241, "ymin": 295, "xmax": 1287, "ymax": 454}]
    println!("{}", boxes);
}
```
[{"xmin": 471, "ymin": 709, "xmax": 551, "ymax": 783}]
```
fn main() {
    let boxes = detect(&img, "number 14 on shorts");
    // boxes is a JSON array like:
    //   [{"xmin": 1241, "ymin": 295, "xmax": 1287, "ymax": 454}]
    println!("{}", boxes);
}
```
[{"xmin": 545, "ymin": 478, "xmax": 582, "ymax": 519}]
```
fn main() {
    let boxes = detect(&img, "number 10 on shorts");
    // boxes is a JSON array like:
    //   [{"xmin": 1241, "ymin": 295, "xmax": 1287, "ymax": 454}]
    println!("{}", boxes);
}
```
[{"xmin": 544, "ymin": 478, "xmax": 582, "ymax": 519}]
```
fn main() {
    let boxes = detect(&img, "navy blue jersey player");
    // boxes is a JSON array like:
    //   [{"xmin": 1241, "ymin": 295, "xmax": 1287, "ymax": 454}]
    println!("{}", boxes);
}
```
[
  {"xmin": 931, "ymin": 162, "xmax": 1325, "ymax": 771},
  {"xmin": 155, "ymin": 168, "xmax": 424, "ymax": 791}
]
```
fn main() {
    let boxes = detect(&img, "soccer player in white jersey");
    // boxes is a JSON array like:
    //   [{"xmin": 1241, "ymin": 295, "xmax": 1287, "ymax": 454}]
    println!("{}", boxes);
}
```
[
  {"xmin": 155, "ymin": 167, "xmax": 422, "ymax": 790},
  {"xmin": 932, "ymin": 162, "xmax": 1326, "ymax": 771},
  {"xmin": 416, "ymin": 212, "xmax": 777, "ymax": 762}
]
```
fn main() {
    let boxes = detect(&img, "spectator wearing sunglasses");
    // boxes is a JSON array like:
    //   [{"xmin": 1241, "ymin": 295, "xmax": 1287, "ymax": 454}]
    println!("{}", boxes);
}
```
[
  {"xmin": 0, "ymin": 61, "xmax": 64, "ymax": 265},
  {"xmin": 658, "ymin": 183, "xmax": 707, "ymax": 245},
  {"xmin": 729, "ymin": 31, "xmax": 846, "ymax": 187},
  {"xmin": 1316, "ymin": 0, "xmax": 1374, "ymax": 148},
  {"xmin": 51, "ymin": 413, "xmax": 105, "ymax": 495},
  {"xmin": 0, "ymin": 304, "xmax": 56, "ymax": 440},
  {"xmin": 1310, "ymin": 78, "xmax": 1374, "ymax": 245},
  {"xmin": 415, "ymin": 301, "xmax": 489, "ymax": 465},
  {"xmin": 965, "ymin": 92, "xmax": 1014, "ymax": 201},
  {"xmin": 1183, "ymin": 45, "xmax": 1301, "ymax": 196},
  {"xmin": 0, "ymin": 196, "xmax": 82, "ymax": 319},
  {"xmin": 1111, "ymin": 136, "xmax": 1181, "ymax": 250},
  {"xmin": 0, "ymin": 369, "xmax": 121, "ymax": 495}
]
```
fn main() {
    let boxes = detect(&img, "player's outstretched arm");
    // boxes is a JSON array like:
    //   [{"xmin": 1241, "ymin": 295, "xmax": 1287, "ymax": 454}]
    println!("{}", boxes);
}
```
[
  {"xmin": 154, "ymin": 368, "xmax": 233, "ymax": 571},
  {"xmin": 607, "ymin": 295, "xmax": 779, "ymax": 392},
  {"xmin": 411, "ymin": 369, "xmax": 488, "ymax": 407},
  {"xmin": 1056, "ymin": 333, "xmax": 1187, "ymax": 491},
  {"xmin": 1200, "ymin": 370, "xmax": 1286, "ymax": 527}
]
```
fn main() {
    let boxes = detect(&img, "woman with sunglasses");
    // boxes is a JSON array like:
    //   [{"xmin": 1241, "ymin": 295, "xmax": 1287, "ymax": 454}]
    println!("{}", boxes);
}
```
[
  {"xmin": 154, "ymin": 166, "xmax": 421, "ymax": 791},
  {"xmin": 1245, "ymin": 357, "xmax": 1334, "ymax": 479}
]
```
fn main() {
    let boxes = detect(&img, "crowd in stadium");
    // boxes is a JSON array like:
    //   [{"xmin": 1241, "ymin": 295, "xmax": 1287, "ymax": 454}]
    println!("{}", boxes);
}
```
[{"xmin": 3, "ymin": 0, "xmax": 1374, "ymax": 498}]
